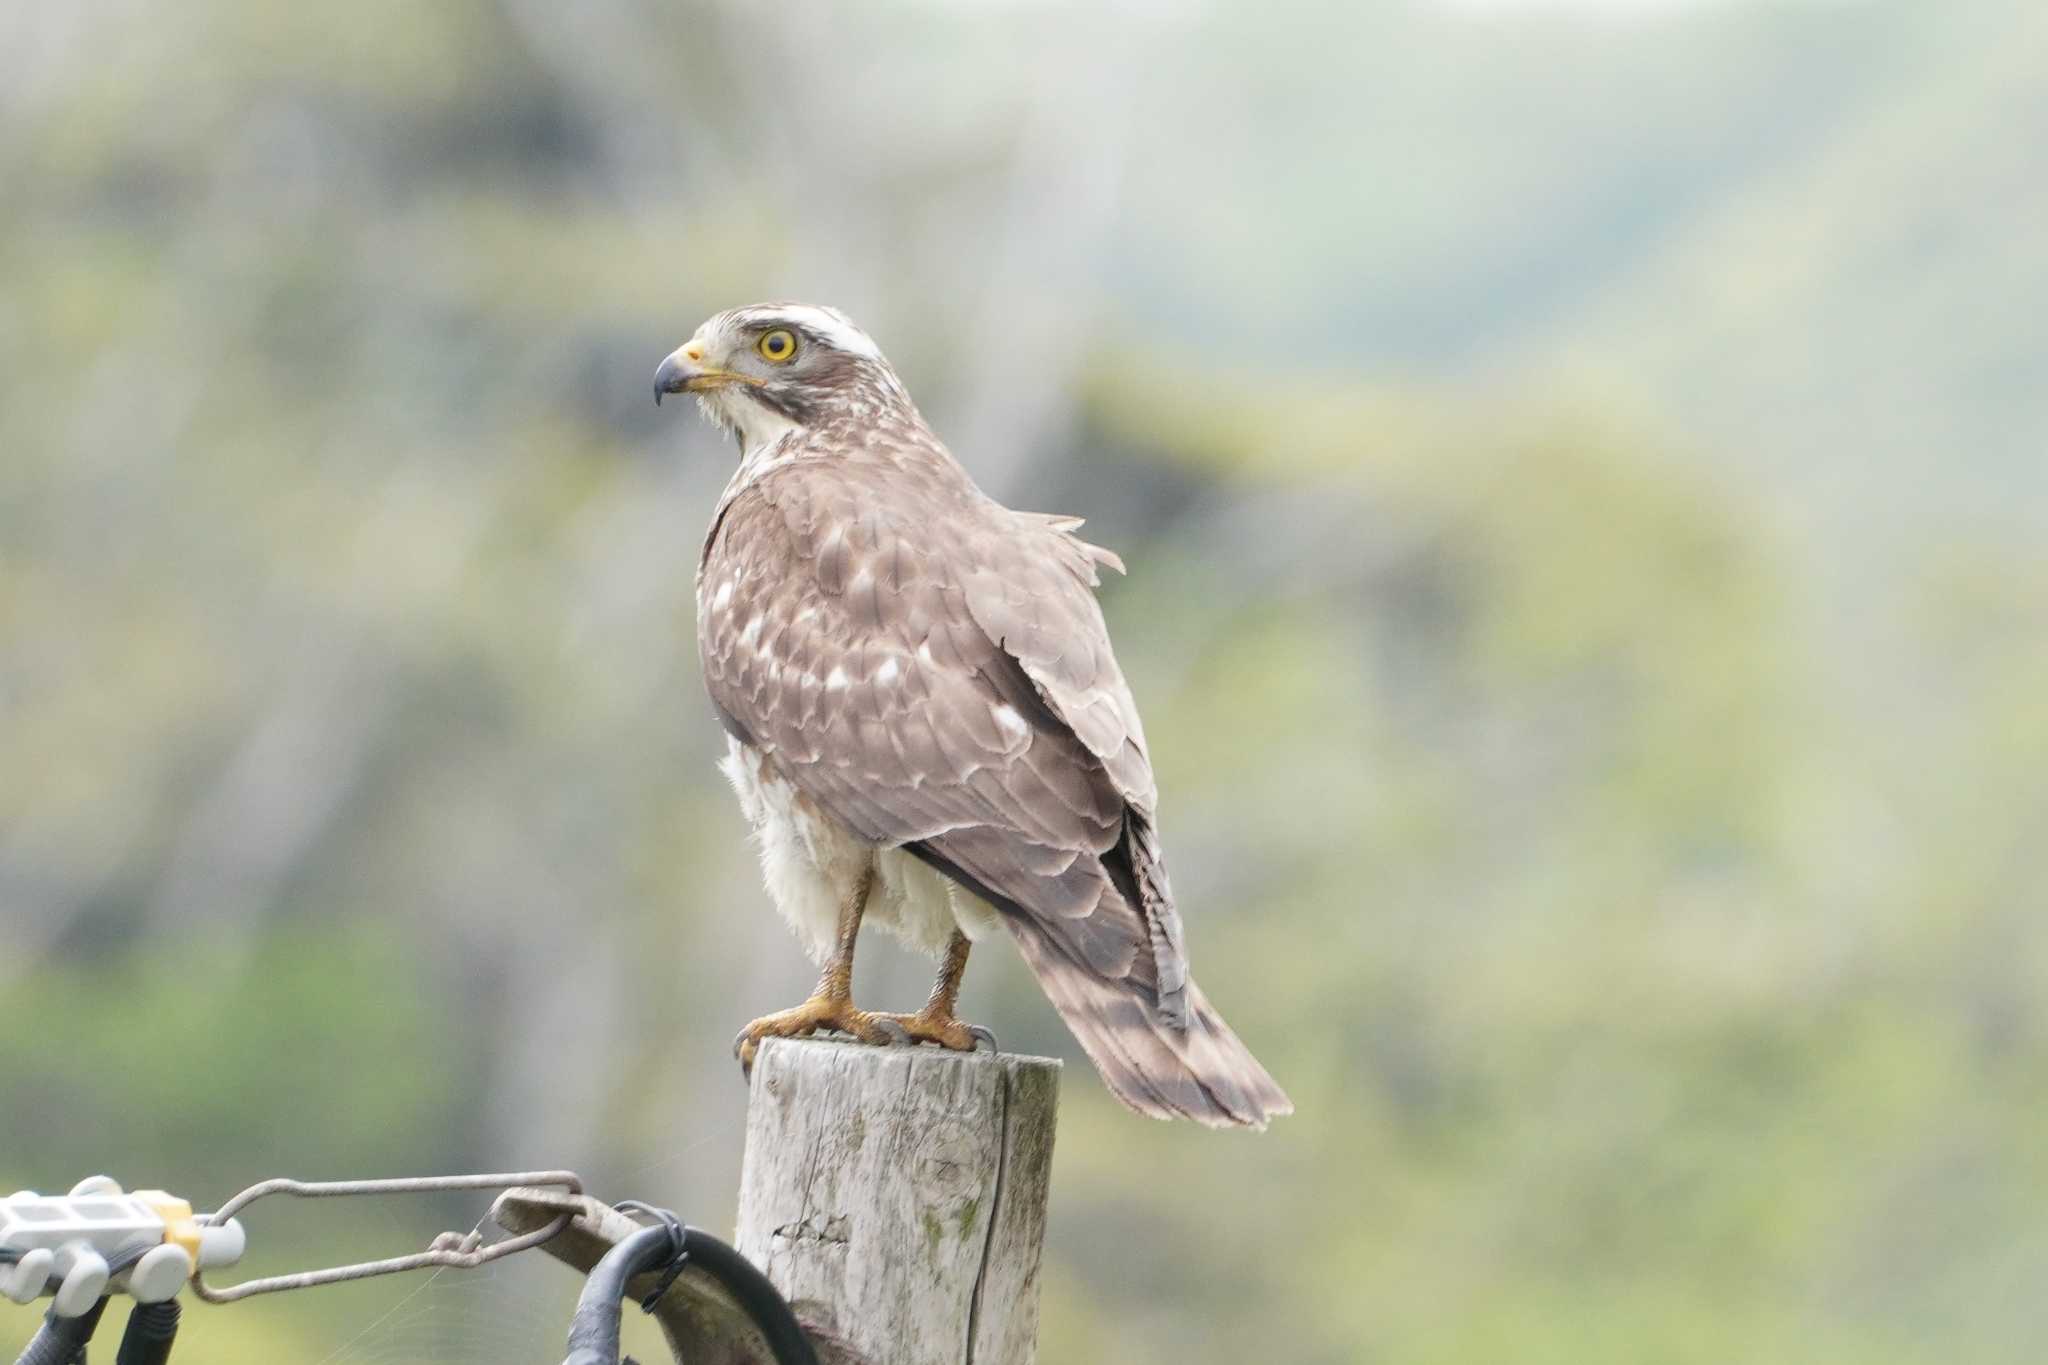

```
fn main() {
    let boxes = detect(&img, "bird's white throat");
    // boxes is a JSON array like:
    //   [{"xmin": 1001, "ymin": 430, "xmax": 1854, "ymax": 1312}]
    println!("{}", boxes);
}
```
[{"xmin": 699, "ymin": 389, "xmax": 805, "ymax": 469}]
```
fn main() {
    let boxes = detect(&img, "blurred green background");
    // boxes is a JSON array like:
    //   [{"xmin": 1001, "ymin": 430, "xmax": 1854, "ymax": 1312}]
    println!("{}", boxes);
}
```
[{"xmin": 5, "ymin": 0, "xmax": 2046, "ymax": 1360}]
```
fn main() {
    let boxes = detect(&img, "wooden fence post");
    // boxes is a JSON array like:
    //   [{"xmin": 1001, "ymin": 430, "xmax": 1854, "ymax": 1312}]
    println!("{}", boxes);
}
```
[{"xmin": 735, "ymin": 1038, "xmax": 1061, "ymax": 1365}]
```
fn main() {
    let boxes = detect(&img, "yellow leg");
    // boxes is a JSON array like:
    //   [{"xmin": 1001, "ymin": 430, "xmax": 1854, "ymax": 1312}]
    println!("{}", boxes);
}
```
[
  {"xmin": 734, "ymin": 867, "xmax": 894, "ymax": 1073},
  {"xmin": 871, "ymin": 931, "xmax": 994, "ymax": 1052}
]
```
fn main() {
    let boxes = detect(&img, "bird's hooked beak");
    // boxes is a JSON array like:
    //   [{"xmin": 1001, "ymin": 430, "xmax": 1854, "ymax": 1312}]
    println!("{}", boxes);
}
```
[{"xmin": 653, "ymin": 342, "xmax": 761, "ymax": 406}]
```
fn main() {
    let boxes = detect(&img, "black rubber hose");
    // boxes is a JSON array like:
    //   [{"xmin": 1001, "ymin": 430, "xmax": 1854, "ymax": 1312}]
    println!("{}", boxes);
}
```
[
  {"xmin": 114, "ymin": 1299, "xmax": 181, "ymax": 1365},
  {"xmin": 673, "ymin": 1229, "xmax": 816, "ymax": 1365},
  {"xmin": 559, "ymin": 1221, "xmax": 816, "ymax": 1365},
  {"xmin": 13, "ymin": 1296, "xmax": 109, "ymax": 1365},
  {"xmin": 561, "ymin": 1225, "xmax": 675, "ymax": 1365}
]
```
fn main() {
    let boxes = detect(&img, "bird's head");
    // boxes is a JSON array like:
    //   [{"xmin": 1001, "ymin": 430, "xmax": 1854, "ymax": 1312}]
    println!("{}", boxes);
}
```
[{"xmin": 653, "ymin": 302, "xmax": 912, "ymax": 452}]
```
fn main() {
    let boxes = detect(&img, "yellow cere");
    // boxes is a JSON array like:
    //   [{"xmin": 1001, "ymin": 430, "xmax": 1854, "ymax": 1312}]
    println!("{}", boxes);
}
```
[{"xmin": 757, "ymin": 329, "xmax": 797, "ymax": 362}]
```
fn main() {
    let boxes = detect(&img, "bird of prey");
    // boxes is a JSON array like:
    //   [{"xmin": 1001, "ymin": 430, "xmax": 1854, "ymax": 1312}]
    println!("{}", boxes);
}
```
[{"xmin": 654, "ymin": 302, "xmax": 1291, "ymax": 1128}]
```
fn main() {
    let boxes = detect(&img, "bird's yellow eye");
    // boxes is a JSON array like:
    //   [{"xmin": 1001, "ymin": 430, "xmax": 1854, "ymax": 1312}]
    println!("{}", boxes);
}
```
[{"xmin": 757, "ymin": 329, "xmax": 798, "ymax": 363}]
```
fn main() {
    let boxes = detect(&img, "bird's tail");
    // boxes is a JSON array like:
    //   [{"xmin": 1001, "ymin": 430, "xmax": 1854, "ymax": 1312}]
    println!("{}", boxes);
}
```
[{"xmin": 1005, "ymin": 920, "xmax": 1293, "ymax": 1129}]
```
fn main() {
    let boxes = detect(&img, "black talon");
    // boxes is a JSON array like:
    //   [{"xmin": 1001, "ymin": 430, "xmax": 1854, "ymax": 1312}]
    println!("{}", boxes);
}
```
[
  {"xmin": 967, "ymin": 1024, "xmax": 998, "ymax": 1053},
  {"xmin": 872, "ymin": 1018, "xmax": 913, "ymax": 1047}
]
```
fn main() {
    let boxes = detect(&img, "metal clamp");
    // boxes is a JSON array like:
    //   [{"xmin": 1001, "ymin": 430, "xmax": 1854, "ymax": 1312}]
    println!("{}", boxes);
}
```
[{"xmin": 191, "ymin": 1171, "xmax": 582, "ymax": 1304}]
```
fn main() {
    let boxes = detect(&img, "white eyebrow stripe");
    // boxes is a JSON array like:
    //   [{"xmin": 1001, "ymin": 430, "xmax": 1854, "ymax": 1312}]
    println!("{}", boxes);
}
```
[
  {"xmin": 726, "ymin": 303, "xmax": 882, "ymax": 361},
  {"xmin": 796, "ymin": 307, "xmax": 882, "ymax": 360}
]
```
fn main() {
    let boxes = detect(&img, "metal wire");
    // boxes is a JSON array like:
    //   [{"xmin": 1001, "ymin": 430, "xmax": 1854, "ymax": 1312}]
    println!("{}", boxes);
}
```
[
  {"xmin": 190, "ymin": 1171, "xmax": 582, "ymax": 1304},
  {"xmin": 609, "ymin": 1201, "xmax": 688, "ymax": 1313}
]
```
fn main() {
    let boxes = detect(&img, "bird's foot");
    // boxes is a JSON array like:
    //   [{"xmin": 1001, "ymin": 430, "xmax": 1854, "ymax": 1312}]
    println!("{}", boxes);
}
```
[
  {"xmin": 733, "ymin": 993, "xmax": 896, "ymax": 1075},
  {"xmin": 867, "ymin": 1009, "xmax": 998, "ymax": 1054}
]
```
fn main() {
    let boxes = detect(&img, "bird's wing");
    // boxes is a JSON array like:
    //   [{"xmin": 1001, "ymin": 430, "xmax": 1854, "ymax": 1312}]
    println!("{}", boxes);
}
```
[
  {"xmin": 956, "ymin": 509, "xmax": 1190, "ymax": 1012},
  {"xmin": 698, "ymin": 458, "xmax": 1183, "ymax": 1009}
]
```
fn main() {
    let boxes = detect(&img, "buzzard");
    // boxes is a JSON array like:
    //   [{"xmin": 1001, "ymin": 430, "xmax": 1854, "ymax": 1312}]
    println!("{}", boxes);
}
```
[{"xmin": 654, "ymin": 303, "xmax": 1291, "ymax": 1128}]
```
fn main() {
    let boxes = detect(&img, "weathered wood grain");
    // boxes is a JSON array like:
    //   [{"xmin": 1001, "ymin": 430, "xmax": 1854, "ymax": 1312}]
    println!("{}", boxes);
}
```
[{"xmin": 736, "ymin": 1038, "xmax": 1061, "ymax": 1365}]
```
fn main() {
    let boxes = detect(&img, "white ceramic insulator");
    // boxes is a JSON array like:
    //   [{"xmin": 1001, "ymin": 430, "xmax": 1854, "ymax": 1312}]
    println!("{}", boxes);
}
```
[
  {"xmin": 52, "ymin": 1247, "xmax": 109, "ymax": 1317},
  {"xmin": 196, "ymin": 1218, "xmax": 247, "ymax": 1268},
  {"xmin": 127, "ymin": 1244, "xmax": 194, "ymax": 1304},
  {"xmin": 3, "ymin": 1248, "xmax": 53, "ymax": 1304}
]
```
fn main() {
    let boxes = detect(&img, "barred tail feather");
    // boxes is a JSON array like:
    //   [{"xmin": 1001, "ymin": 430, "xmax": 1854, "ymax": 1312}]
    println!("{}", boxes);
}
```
[{"xmin": 1005, "ymin": 918, "xmax": 1293, "ymax": 1130}]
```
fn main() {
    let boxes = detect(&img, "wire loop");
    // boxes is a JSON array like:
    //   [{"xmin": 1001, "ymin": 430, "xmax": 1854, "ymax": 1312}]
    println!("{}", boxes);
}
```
[
  {"xmin": 190, "ymin": 1171, "xmax": 582, "ymax": 1303},
  {"xmin": 610, "ymin": 1201, "xmax": 689, "ymax": 1313}
]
